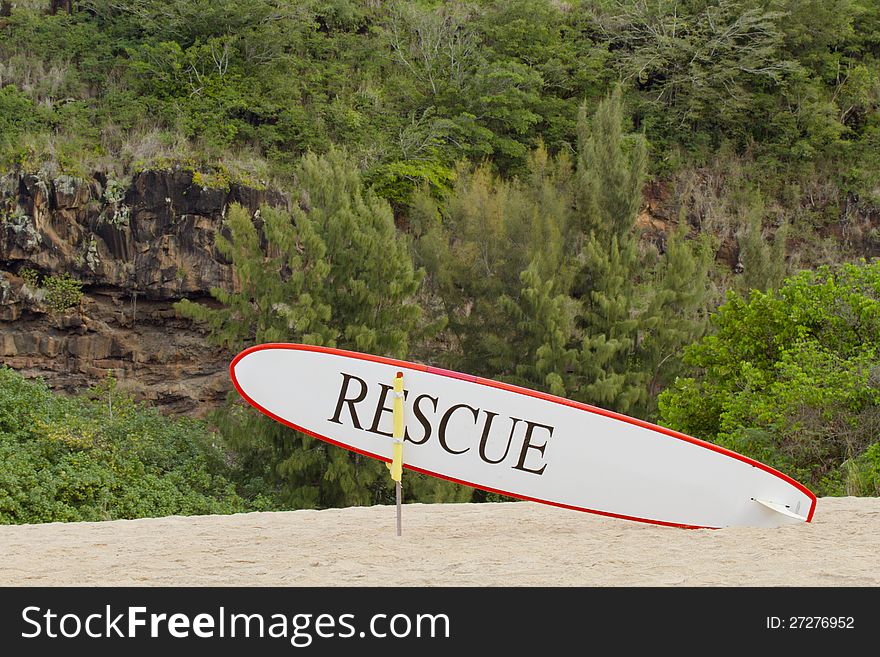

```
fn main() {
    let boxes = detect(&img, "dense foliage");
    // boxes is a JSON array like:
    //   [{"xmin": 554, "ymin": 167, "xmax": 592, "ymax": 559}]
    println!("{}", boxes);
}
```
[
  {"xmin": 659, "ymin": 261, "xmax": 880, "ymax": 495},
  {"xmin": 0, "ymin": 367, "xmax": 255, "ymax": 524},
  {"xmin": 176, "ymin": 149, "xmax": 470, "ymax": 507},
  {"xmin": 1, "ymin": 1, "xmax": 879, "ymax": 514},
  {"xmin": 170, "ymin": 94, "xmax": 714, "ymax": 506},
  {"xmin": 414, "ymin": 87, "xmax": 713, "ymax": 417},
  {"xmin": 1, "ymin": 1, "xmax": 877, "ymax": 211}
]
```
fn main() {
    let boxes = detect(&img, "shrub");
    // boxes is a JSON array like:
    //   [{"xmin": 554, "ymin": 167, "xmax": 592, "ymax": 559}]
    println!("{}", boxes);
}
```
[
  {"xmin": 42, "ymin": 273, "xmax": 83, "ymax": 312},
  {"xmin": 659, "ymin": 260, "xmax": 880, "ymax": 495},
  {"xmin": 0, "ymin": 367, "xmax": 254, "ymax": 524},
  {"xmin": 19, "ymin": 267, "xmax": 39, "ymax": 289}
]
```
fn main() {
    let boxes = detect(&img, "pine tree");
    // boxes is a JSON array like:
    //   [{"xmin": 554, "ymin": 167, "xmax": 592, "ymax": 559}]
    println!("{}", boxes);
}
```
[
  {"xmin": 575, "ymin": 85, "xmax": 646, "ymax": 241},
  {"xmin": 417, "ymin": 87, "xmax": 710, "ymax": 419},
  {"xmin": 735, "ymin": 206, "xmax": 788, "ymax": 296},
  {"xmin": 415, "ymin": 144, "xmax": 575, "ymax": 382},
  {"xmin": 501, "ymin": 261, "xmax": 575, "ymax": 396},
  {"xmin": 177, "ymin": 148, "xmax": 461, "ymax": 508},
  {"xmin": 573, "ymin": 232, "xmax": 646, "ymax": 412},
  {"xmin": 412, "ymin": 162, "xmax": 513, "ymax": 373},
  {"xmin": 175, "ymin": 202, "xmax": 335, "ymax": 348},
  {"xmin": 569, "ymin": 87, "xmax": 649, "ymax": 414},
  {"xmin": 568, "ymin": 87, "xmax": 711, "ymax": 417},
  {"xmin": 640, "ymin": 220, "xmax": 714, "ymax": 410},
  {"xmin": 178, "ymin": 148, "xmax": 423, "ymax": 356},
  {"xmin": 492, "ymin": 146, "xmax": 577, "ymax": 392}
]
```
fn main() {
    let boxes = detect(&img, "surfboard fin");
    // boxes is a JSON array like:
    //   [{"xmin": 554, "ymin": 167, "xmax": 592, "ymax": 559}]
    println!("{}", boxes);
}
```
[{"xmin": 753, "ymin": 498, "xmax": 808, "ymax": 522}]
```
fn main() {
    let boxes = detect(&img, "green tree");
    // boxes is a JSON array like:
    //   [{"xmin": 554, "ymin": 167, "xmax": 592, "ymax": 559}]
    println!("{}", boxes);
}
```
[
  {"xmin": 500, "ymin": 261, "xmax": 575, "ymax": 396},
  {"xmin": 735, "ymin": 207, "xmax": 789, "ymax": 296},
  {"xmin": 605, "ymin": 0, "xmax": 799, "ymax": 149},
  {"xmin": 659, "ymin": 260, "xmax": 880, "ymax": 494},
  {"xmin": 414, "ymin": 144, "xmax": 574, "ymax": 381},
  {"xmin": 574, "ymin": 86, "xmax": 646, "ymax": 241},
  {"xmin": 0, "ymin": 367, "xmax": 250, "ymax": 525},
  {"xmin": 569, "ymin": 86, "xmax": 710, "ymax": 416},
  {"xmin": 418, "ymin": 87, "xmax": 709, "ymax": 416},
  {"xmin": 641, "ymin": 220, "xmax": 715, "ymax": 404},
  {"xmin": 177, "ymin": 149, "xmax": 465, "ymax": 507},
  {"xmin": 177, "ymin": 149, "xmax": 421, "ymax": 354},
  {"xmin": 569, "ymin": 86, "xmax": 649, "ymax": 413}
]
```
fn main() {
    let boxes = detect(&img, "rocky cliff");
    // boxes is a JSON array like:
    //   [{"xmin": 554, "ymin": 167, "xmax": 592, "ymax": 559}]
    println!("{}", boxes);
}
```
[
  {"xmin": 2, "ymin": 164, "xmax": 877, "ymax": 417},
  {"xmin": 0, "ymin": 168, "xmax": 286, "ymax": 415}
]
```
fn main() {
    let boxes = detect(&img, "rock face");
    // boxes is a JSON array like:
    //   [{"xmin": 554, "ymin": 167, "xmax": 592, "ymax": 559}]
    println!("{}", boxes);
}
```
[
  {"xmin": 0, "ymin": 168, "xmax": 286, "ymax": 415},
  {"xmin": 3, "ymin": 166, "xmax": 877, "ymax": 417}
]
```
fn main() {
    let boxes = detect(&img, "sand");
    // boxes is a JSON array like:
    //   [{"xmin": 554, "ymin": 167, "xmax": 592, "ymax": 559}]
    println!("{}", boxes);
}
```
[{"xmin": 0, "ymin": 497, "xmax": 877, "ymax": 586}]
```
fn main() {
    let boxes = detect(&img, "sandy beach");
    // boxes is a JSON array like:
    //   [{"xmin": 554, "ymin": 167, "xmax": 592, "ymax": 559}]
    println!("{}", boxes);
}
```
[{"xmin": 0, "ymin": 497, "xmax": 877, "ymax": 586}]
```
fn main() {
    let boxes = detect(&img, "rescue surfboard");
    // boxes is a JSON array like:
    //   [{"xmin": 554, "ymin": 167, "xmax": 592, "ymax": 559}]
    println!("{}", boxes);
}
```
[{"xmin": 230, "ymin": 343, "xmax": 816, "ymax": 529}]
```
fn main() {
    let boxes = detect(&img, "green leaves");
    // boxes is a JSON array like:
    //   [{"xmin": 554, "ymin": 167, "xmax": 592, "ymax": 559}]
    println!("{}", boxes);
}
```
[
  {"xmin": 0, "ymin": 367, "xmax": 248, "ymax": 525},
  {"xmin": 42, "ymin": 273, "xmax": 84, "ymax": 313},
  {"xmin": 4, "ymin": 0, "xmax": 880, "ymax": 512},
  {"xmin": 0, "ymin": 86, "xmax": 49, "ymax": 149},
  {"xmin": 177, "ymin": 149, "xmax": 446, "ymax": 508},
  {"xmin": 417, "ymin": 89, "xmax": 710, "ymax": 418},
  {"xmin": 576, "ymin": 86, "xmax": 647, "ymax": 240},
  {"xmin": 177, "ymin": 150, "xmax": 423, "ymax": 354},
  {"xmin": 565, "ymin": 87, "xmax": 711, "ymax": 416},
  {"xmin": 659, "ymin": 260, "xmax": 880, "ymax": 494},
  {"xmin": 607, "ymin": 0, "xmax": 799, "ymax": 146}
]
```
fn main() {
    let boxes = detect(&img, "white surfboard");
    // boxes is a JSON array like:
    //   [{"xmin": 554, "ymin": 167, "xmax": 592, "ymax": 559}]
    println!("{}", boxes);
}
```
[{"xmin": 230, "ymin": 344, "xmax": 816, "ymax": 529}]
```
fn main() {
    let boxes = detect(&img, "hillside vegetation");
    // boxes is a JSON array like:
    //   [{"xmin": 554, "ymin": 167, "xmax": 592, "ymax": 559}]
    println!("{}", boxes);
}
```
[
  {"xmin": 0, "ymin": 366, "xmax": 257, "ymax": 523},
  {"xmin": 2, "ymin": 1, "xmax": 878, "ymax": 208},
  {"xmin": 1, "ymin": 1, "xmax": 879, "ymax": 518}
]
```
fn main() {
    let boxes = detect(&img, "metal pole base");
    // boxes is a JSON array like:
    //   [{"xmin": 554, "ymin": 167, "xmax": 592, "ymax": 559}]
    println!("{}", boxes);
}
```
[{"xmin": 396, "ymin": 481, "xmax": 402, "ymax": 536}]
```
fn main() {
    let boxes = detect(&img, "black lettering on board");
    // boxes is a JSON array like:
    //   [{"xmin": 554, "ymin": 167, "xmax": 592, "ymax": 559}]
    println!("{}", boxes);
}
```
[
  {"xmin": 438, "ymin": 403, "xmax": 479, "ymax": 455},
  {"xmin": 478, "ymin": 412, "xmax": 522, "ymax": 465},
  {"xmin": 327, "ymin": 372, "xmax": 369, "ymax": 429},
  {"xmin": 511, "ymin": 420, "xmax": 553, "ymax": 475},
  {"xmin": 407, "ymin": 394, "xmax": 438, "ymax": 445}
]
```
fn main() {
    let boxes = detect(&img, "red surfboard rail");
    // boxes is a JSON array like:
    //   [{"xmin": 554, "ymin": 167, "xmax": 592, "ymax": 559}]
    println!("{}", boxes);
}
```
[{"xmin": 230, "ymin": 343, "xmax": 817, "ymax": 528}]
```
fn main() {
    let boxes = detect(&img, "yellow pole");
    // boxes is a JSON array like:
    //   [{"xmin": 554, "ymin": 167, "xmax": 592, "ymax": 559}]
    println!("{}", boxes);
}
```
[{"xmin": 389, "ymin": 371, "xmax": 404, "ymax": 535}]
